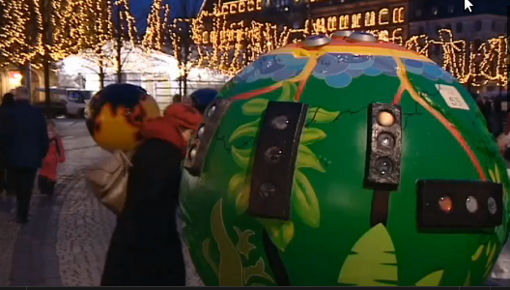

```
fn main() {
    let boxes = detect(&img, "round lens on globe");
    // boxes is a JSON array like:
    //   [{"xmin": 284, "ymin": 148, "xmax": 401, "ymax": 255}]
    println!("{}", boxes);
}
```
[
  {"xmin": 465, "ymin": 196, "xmax": 478, "ymax": 213},
  {"xmin": 377, "ymin": 133, "xmax": 395, "ymax": 149},
  {"xmin": 439, "ymin": 196, "xmax": 453, "ymax": 212},
  {"xmin": 377, "ymin": 111, "xmax": 395, "ymax": 127},
  {"xmin": 197, "ymin": 125, "xmax": 206, "ymax": 139},
  {"xmin": 271, "ymin": 115, "xmax": 290, "ymax": 130},
  {"xmin": 259, "ymin": 183, "xmax": 276, "ymax": 198},
  {"xmin": 488, "ymin": 197, "xmax": 497, "ymax": 214},
  {"xmin": 264, "ymin": 146, "xmax": 283, "ymax": 163},
  {"xmin": 374, "ymin": 157, "xmax": 393, "ymax": 176},
  {"xmin": 207, "ymin": 105, "xmax": 216, "ymax": 118},
  {"xmin": 189, "ymin": 146, "xmax": 197, "ymax": 160}
]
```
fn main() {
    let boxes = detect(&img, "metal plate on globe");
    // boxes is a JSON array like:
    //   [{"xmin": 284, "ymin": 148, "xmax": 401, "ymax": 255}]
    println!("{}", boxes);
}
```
[{"xmin": 179, "ymin": 33, "xmax": 510, "ymax": 286}]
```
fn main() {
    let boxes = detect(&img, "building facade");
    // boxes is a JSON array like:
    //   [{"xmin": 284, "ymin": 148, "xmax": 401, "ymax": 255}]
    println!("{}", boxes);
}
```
[{"xmin": 408, "ymin": 0, "xmax": 508, "ymax": 96}]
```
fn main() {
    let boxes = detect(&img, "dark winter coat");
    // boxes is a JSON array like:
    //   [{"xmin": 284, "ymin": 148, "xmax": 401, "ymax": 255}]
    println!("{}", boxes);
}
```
[
  {"xmin": 100, "ymin": 139, "xmax": 186, "ymax": 286},
  {"xmin": 0, "ymin": 100, "xmax": 49, "ymax": 169}
]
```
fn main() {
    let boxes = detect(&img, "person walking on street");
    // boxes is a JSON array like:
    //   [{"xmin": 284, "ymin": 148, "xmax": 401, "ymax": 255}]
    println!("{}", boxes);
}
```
[
  {"xmin": 38, "ymin": 120, "xmax": 65, "ymax": 196},
  {"xmin": 0, "ymin": 86, "xmax": 49, "ymax": 224},
  {"xmin": 101, "ymin": 103, "xmax": 202, "ymax": 286},
  {"xmin": 0, "ymin": 92, "xmax": 15, "ymax": 210}
]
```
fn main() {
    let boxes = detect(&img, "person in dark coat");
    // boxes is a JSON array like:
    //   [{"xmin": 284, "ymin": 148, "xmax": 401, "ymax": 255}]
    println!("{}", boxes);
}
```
[
  {"xmin": 0, "ymin": 87, "xmax": 49, "ymax": 223},
  {"xmin": 0, "ymin": 93, "xmax": 15, "ymax": 201},
  {"xmin": 101, "ymin": 103, "xmax": 203, "ymax": 286}
]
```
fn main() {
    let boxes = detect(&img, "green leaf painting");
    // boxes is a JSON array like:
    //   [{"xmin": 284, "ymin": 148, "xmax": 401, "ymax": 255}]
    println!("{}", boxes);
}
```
[
  {"xmin": 278, "ymin": 81, "xmax": 297, "ymax": 102},
  {"xmin": 240, "ymin": 81, "xmax": 297, "ymax": 116},
  {"xmin": 231, "ymin": 147, "xmax": 252, "ymax": 168},
  {"xmin": 230, "ymin": 118, "xmax": 261, "ymax": 142},
  {"xmin": 258, "ymin": 219, "xmax": 295, "ymax": 252},
  {"xmin": 301, "ymin": 128, "xmax": 327, "ymax": 145},
  {"xmin": 292, "ymin": 170, "xmax": 320, "ymax": 228},
  {"xmin": 228, "ymin": 173, "xmax": 251, "ymax": 214},
  {"xmin": 414, "ymin": 270, "xmax": 444, "ymax": 286},
  {"xmin": 307, "ymin": 107, "xmax": 340, "ymax": 124},
  {"xmin": 242, "ymin": 99, "xmax": 269, "ymax": 116},
  {"xmin": 338, "ymin": 224, "xmax": 398, "ymax": 286},
  {"xmin": 297, "ymin": 144, "xmax": 325, "ymax": 172}
]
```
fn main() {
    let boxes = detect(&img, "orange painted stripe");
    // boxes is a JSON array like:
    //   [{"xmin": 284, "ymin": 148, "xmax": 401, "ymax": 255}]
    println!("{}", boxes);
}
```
[{"xmin": 394, "ymin": 57, "xmax": 487, "ymax": 180}]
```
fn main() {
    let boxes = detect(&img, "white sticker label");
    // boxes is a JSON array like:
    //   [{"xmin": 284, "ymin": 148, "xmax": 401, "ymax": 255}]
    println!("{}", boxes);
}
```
[{"xmin": 435, "ymin": 84, "xmax": 469, "ymax": 110}]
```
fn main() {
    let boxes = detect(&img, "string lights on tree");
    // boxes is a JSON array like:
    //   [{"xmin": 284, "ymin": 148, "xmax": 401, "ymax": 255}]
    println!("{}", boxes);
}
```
[{"xmin": 187, "ymin": 9, "xmax": 507, "ymax": 88}]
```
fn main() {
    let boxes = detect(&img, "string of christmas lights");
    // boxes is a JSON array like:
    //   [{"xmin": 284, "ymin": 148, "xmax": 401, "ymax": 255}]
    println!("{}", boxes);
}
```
[{"xmin": 188, "ymin": 10, "xmax": 507, "ymax": 87}]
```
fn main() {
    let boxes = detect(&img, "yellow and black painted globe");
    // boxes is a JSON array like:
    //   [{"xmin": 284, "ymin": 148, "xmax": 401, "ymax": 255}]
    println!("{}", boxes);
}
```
[{"xmin": 86, "ymin": 83, "xmax": 160, "ymax": 151}]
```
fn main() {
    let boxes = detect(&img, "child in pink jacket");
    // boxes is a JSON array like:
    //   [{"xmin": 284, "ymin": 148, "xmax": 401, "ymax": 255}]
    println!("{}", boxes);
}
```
[{"xmin": 38, "ymin": 120, "xmax": 66, "ymax": 196}]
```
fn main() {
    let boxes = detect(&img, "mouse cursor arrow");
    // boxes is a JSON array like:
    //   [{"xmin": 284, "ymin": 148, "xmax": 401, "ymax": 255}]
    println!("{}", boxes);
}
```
[{"xmin": 464, "ymin": 0, "xmax": 473, "ymax": 12}]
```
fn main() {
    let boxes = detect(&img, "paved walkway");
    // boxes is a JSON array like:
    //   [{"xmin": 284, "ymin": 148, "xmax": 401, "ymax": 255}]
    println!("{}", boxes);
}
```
[{"xmin": 0, "ymin": 120, "xmax": 508, "ymax": 286}]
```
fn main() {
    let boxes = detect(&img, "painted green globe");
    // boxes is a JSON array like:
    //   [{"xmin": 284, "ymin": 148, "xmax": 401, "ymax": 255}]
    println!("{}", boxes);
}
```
[{"xmin": 179, "ymin": 34, "xmax": 510, "ymax": 286}]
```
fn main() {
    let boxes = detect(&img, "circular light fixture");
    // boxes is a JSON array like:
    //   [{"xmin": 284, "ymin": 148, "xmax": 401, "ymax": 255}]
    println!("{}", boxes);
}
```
[
  {"xmin": 189, "ymin": 146, "xmax": 197, "ymax": 160},
  {"xmin": 374, "ymin": 157, "xmax": 393, "ymax": 176},
  {"xmin": 264, "ymin": 146, "xmax": 283, "ymax": 163},
  {"xmin": 465, "ymin": 196, "xmax": 478, "ymax": 213},
  {"xmin": 377, "ymin": 132, "xmax": 395, "ymax": 149},
  {"xmin": 197, "ymin": 125, "xmax": 206, "ymax": 139},
  {"xmin": 271, "ymin": 115, "xmax": 290, "ymax": 130},
  {"xmin": 438, "ymin": 196, "xmax": 453, "ymax": 213},
  {"xmin": 377, "ymin": 111, "xmax": 395, "ymax": 127},
  {"xmin": 206, "ymin": 105, "xmax": 216, "ymax": 118},
  {"xmin": 488, "ymin": 197, "xmax": 497, "ymax": 214}
]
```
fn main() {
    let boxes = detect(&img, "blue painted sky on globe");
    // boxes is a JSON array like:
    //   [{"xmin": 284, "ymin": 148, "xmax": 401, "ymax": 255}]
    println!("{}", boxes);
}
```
[{"xmin": 131, "ymin": 0, "xmax": 206, "ymax": 32}]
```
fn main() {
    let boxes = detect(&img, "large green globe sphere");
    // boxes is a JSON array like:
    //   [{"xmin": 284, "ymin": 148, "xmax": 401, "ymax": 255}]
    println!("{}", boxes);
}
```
[{"xmin": 179, "ymin": 33, "xmax": 510, "ymax": 286}]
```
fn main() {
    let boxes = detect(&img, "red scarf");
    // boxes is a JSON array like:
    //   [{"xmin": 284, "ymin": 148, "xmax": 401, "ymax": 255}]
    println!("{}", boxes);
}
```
[{"xmin": 141, "ymin": 103, "xmax": 203, "ymax": 155}]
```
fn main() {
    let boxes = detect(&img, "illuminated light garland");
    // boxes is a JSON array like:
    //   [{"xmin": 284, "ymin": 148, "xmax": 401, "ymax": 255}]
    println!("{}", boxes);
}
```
[{"xmin": 188, "ymin": 10, "xmax": 507, "ymax": 88}]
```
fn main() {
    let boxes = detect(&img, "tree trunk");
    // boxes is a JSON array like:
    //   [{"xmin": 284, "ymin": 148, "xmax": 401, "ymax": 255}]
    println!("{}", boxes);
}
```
[
  {"xmin": 24, "ymin": 62, "xmax": 32, "ymax": 101},
  {"xmin": 41, "ymin": 0, "xmax": 52, "ymax": 117},
  {"xmin": 43, "ymin": 51, "xmax": 51, "ymax": 115},
  {"xmin": 182, "ymin": 28, "xmax": 189, "ymax": 97},
  {"xmin": 99, "ymin": 65, "xmax": 105, "ymax": 89},
  {"xmin": 115, "ymin": 37, "xmax": 122, "ymax": 83}
]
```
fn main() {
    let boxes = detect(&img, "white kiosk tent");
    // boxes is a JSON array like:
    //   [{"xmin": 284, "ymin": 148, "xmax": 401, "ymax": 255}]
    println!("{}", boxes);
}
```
[{"xmin": 59, "ymin": 42, "xmax": 231, "ymax": 111}]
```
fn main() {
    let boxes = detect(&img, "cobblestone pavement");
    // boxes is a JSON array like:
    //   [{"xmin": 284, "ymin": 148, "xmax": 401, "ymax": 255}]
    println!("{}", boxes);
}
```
[{"xmin": 0, "ymin": 119, "xmax": 509, "ymax": 286}]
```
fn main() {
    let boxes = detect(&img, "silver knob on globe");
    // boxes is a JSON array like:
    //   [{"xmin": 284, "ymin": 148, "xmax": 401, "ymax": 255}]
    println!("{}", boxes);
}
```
[
  {"xmin": 349, "ymin": 31, "xmax": 377, "ymax": 42},
  {"xmin": 304, "ymin": 35, "xmax": 331, "ymax": 48},
  {"xmin": 332, "ymin": 30, "xmax": 353, "ymax": 38}
]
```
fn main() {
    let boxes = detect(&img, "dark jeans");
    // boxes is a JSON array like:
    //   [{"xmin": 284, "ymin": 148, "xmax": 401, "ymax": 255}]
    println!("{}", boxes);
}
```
[
  {"xmin": 0, "ymin": 167, "xmax": 12, "ymax": 195},
  {"xmin": 38, "ymin": 175, "xmax": 56, "ymax": 195},
  {"xmin": 10, "ymin": 168, "xmax": 37, "ymax": 221}
]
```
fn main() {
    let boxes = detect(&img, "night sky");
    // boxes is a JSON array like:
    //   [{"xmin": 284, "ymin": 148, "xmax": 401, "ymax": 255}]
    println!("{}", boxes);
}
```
[{"xmin": 131, "ymin": 0, "xmax": 206, "ymax": 32}]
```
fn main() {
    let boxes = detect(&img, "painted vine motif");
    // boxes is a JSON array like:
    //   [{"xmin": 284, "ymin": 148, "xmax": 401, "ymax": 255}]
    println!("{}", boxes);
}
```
[
  {"xmin": 228, "ymin": 81, "xmax": 340, "ymax": 251},
  {"xmin": 201, "ymin": 199, "xmax": 275, "ymax": 286}
]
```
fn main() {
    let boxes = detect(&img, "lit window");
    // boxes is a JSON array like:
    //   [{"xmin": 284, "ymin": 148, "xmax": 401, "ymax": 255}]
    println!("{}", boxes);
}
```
[
  {"xmin": 340, "ymin": 15, "xmax": 349, "ymax": 29},
  {"xmin": 432, "ymin": 7, "xmax": 438, "ymax": 15},
  {"xmin": 392, "ymin": 7, "xmax": 405, "ymax": 23},
  {"xmin": 379, "ymin": 8, "xmax": 389, "ymax": 25},
  {"xmin": 365, "ymin": 11, "xmax": 376, "ymax": 26},
  {"xmin": 352, "ymin": 13, "xmax": 362, "ymax": 28},
  {"xmin": 327, "ymin": 17, "xmax": 337, "ymax": 31}
]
